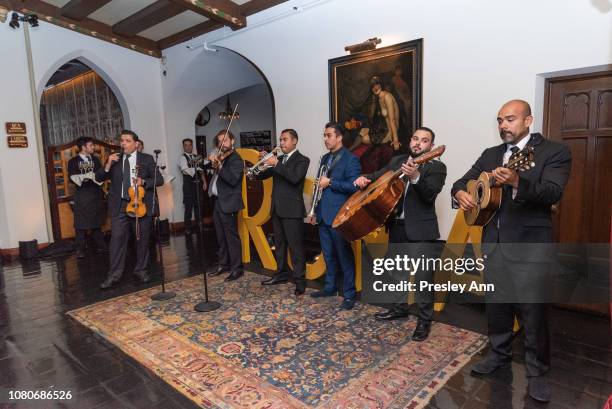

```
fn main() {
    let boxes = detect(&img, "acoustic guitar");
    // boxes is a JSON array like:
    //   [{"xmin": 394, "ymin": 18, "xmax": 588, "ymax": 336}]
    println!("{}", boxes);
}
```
[
  {"xmin": 332, "ymin": 145, "xmax": 446, "ymax": 242},
  {"xmin": 463, "ymin": 146, "xmax": 535, "ymax": 226}
]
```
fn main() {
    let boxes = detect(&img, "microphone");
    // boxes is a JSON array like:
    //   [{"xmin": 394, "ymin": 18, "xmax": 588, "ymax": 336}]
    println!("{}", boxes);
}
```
[{"xmin": 154, "ymin": 149, "xmax": 161, "ymax": 154}]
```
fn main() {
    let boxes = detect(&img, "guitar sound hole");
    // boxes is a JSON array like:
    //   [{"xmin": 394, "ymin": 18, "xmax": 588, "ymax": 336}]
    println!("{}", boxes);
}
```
[{"xmin": 477, "ymin": 185, "xmax": 483, "ymax": 202}]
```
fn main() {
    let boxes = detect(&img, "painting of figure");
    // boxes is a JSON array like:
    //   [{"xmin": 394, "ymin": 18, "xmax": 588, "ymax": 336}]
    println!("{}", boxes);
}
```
[{"xmin": 329, "ymin": 39, "xmax": 422, "ymax": 170}]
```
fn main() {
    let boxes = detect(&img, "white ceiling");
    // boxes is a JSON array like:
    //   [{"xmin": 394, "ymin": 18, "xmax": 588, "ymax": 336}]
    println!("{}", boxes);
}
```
[
  {"xmin": 41, "ymin": 0, "xmax": 71, "ymax": 8},
  {"xmin": 88, "ymin": 0, "xmax": 159, "ymax": 26},
  {"xmin": 138, "ymin": 10, "xmax": 208, "ymax": 41}
]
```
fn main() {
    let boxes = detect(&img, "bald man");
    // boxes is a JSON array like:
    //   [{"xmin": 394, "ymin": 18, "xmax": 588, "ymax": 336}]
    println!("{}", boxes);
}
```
[{"xmin": 452, "ymin": 100, "xmax": 571, "ymax": 403}]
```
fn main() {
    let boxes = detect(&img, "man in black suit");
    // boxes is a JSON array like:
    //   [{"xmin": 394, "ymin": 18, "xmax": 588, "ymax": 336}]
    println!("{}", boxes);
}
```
[
  {"xmin": 207, "ymin": 130, "xmax": 245, "ymax": 282},
  {"xmin": 96, "ymin": 130, "xmax": 163, "ymax": 289},
  {"xmin": 354, "ymin": 127, "xmax": 446, "ymax": 341},
  {"xmin": 452, "ymin": 100, "xmax": 571, "ymax": 402},
  {"xmin": 252, "ymin": 129, "xmax": 310, "ymax": 295},
  {"xmin": 68, "ymin": 136, "xmax": 107, "ymax": 258}
]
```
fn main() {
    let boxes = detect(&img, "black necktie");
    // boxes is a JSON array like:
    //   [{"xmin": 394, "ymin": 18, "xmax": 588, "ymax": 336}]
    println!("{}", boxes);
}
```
[
  {"xmin": 506, "ymin": 146, "xmax": 519, "ymax": 165},
  {"xmin": 282, "ymin": 154, "xmax": 288, "ymax": 165},
  {"xmin": 122, "ymin": 154, "xmax": 131, "ymax": 199}
]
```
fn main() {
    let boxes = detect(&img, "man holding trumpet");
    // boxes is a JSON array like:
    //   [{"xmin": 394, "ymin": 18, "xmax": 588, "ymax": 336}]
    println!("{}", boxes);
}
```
[{"xmin": 250, "ymin": 129, "xmax": 310, "ymax": 295}]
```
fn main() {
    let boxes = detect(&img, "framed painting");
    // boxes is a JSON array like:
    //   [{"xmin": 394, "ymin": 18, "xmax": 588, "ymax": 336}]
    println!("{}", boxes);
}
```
[{"xmin": 329, "ymin": 39, "xmax": 422, "ymax": 172}]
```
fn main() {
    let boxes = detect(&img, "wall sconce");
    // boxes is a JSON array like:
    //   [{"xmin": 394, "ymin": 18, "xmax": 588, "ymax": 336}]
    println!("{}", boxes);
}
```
[{"xmin": 344, "ymin": 37, "xmax": 382, "ymax": 54}]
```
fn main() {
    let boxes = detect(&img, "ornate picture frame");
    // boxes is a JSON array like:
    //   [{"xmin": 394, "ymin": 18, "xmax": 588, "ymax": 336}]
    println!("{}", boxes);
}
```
[{"xmin": 329, "ymin": 39, "xmax": 423, "ymax": 171}]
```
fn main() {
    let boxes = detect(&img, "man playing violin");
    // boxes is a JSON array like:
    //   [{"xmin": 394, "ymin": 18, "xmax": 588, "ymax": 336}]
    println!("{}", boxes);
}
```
[
  {"xmin": 354, "ymin": 127, "xmax": 446, "ymax": 341},
  {"xmin": 207, "ymin": 130, "xmax": 245, "ymax": 282},
  {"xmin": 96, "ymin": 130, "xmax": 163, "ymax": 289},
  {"xmin": 251, "ymin": 129, "xmax": 310, "ymax": 295}
]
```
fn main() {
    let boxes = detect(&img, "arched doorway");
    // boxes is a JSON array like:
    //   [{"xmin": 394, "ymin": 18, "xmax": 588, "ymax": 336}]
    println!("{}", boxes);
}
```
[
  {"xmin": 166, "ymin": 46, "xmax": 276, "ymax": 231},
  {"xmin": 40, "ymin": 59, "xmax": 126, "ymax": 241}
]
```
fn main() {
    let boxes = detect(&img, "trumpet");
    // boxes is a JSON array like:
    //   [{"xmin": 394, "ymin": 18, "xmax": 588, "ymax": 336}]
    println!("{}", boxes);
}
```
[
  {"xmin": 246, "ymin": 146, "xmax": 281, "ymax": 177},
  {"xmin": 306, "ymin": 155, "xmax": 328, "ymax": 222}
]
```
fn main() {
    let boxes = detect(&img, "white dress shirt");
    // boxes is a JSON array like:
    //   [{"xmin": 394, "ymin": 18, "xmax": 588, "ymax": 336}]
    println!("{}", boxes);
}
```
[
  {"xmin": 280, "ymin": 148, "xmax": 297, "ymax": 164},
  {"xmin": 179, "ymin": 152, "xmax": 197, "ymax": 177},
  {"xmin": 504, "ymin": 133, "xmax": 530, "ymax": 199}
]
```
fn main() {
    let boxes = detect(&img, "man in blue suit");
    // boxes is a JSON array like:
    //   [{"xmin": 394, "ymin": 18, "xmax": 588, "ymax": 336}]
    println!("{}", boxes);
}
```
[{"xmin": 308, "ymin": 122, "xmax": 361, "ymax": 309}]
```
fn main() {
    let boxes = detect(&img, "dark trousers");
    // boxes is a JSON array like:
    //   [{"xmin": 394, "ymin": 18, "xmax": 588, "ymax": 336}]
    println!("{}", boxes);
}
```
[
  {"xmin": 213, "ymin": 199, "xmax": 243, "ymax": 274},
  {"xmin": 484, "ymin": 246, "xmax": 550, "ymax": 377},
  {"xmin": 272, "ymin": 213, "xmax": 306, "ymax": 291},
  {"xmin": 319, "ymin": 223, "xmax": 356, "ymax": 299},
  {"xmin": 108, "ymin": 203, "xmax": 152, "ymax": 278},
  {"xmin": 388, "ymin": 222, "xmax": 434, "ymax": 321},
  {"xmin": 75, "ymin": 228, "xmax": 106, "ymax": 252},
  {"xmin": 183, "ymin": 196, "xmax": 202, "ymax": 231}
]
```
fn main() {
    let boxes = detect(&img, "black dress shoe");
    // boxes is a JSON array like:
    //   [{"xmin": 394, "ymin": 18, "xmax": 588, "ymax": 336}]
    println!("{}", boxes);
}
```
[
  {"xmin": 310, "ymin": 290, "xmax": 338, "ymax": 298},
  {"xmin": 294, "ymin": 288, "xmax": 305, "ymax": 296},
  {"xmin": 225, "ymin": 271, "xmax": 244, "ymax": 282},
  {"xmin": 374, "ymin": 308, "xmax": 409, "ymax": 321},
  {"xmin": 470, "ymin": 355, "xmax": 511, "ymax": 375},
  {"xmin": 208, "ymin": 267, "xmax": 227, "ymax": 276},
  {"xmin": 528, "ymin": 376, "xmax": 551, "ymax": 402},
  {"xmin": 134, "ymin": 272, "xmax": 150, "ymax": 283},
  {"xmin": 411, "ymin": 319, "xmax": 431, "ymax": 342},
  {"xmin": 76, "ymin": 249, "xmax": 86, "ymax": 259},
  {"xmin": 100, "ymin": 276, "xmax": 119, "ymax": 289},
  {"xmin": 340, "ymin": 298, "xmax": 355, "ymax": 310},
  {"xmin": 261, "ymin": 276, "xmax": 289, "ymax": 286}
]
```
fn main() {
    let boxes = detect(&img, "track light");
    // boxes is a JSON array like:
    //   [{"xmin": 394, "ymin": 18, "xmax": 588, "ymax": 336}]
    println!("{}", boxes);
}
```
[
  {"xmin": 9, "ymin": 12, "xmax": 20, "ymax": 29},
  {"xmin": 7, "ymin": 12, "xmax": 39, "ymax": 29},
  {"xmin": 26, "ymin": 14, "xmax": 38, "ymax": 28}
]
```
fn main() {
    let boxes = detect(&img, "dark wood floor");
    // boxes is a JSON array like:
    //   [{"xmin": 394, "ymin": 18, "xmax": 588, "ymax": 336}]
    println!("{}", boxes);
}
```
[{"xmin": 0, "ymin": 232, "xmax": 610, "ymax": 409}]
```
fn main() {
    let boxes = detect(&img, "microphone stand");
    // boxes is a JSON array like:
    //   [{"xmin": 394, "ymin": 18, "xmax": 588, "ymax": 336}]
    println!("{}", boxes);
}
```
[
  {"xmin": 151, "ymin": 150, "xmax": 176, "ymax": 301},
  {"xmin": 194, "ymin": 157, "xmax": 221, "ymax": 312}
]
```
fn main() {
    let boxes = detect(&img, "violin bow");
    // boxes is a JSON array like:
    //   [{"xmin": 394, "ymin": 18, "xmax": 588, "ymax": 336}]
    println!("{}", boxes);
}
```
[{"xmin": 216, "ymin": 103, "xmax": 239, "ymax": 167}]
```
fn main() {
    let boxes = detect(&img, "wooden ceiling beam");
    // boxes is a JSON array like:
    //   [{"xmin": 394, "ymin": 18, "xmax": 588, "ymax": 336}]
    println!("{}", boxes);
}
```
[
  {"xmin": 60, "ymin": 0, "xmax": 112, "ymax": 21},
  {"xmin": 167, "ymin": 0, "xmax": 246, "ymax": 30},
  {"xmin": 239, "ymin": 0, "xmax": 287, "ymax": 16},
  {"xmin": 2, "ymin": 0, "xmax": 161, "ymax": 57},
  {"xmin": 158, "ymin": 0, "xmax": 287, "ymax": 50},
  {"xmin": 112, "ymin": 0, "xmax": 186, "ymax": 38}
]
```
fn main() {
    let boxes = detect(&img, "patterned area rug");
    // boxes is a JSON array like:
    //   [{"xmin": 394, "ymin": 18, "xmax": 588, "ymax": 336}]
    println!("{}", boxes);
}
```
[{"xmin": 68, "ymin": 272, "xmax": 486, "ymax": 408}]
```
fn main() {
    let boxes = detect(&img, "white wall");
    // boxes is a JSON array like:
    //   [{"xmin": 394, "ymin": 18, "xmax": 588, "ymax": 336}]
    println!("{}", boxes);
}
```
[
  {"xmin": 164, "ymin": 0, "xmax": 612, "ymax": 238},
  {"xmin": 0, "ymin": 20, "xmax": 166, "ymax": 248},
  {"xmin": 196, "ymin": 83, "xmax": 274, "ymax": 152}
]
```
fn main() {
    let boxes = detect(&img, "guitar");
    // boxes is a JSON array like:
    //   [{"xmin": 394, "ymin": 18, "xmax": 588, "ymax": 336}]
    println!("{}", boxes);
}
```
[
  {"xmin": 332, "ymin": 145, "xmax": 446, "ymax": 242},
  {"xmin": 463, "ymin": 146, "xmax": 535, "ymax": 226}
]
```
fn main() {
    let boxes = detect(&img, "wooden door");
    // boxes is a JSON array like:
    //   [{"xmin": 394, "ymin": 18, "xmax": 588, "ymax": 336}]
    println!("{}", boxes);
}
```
[{"xmin": 544, "ymin": 71, "xmax": 612, "ymax": 315}]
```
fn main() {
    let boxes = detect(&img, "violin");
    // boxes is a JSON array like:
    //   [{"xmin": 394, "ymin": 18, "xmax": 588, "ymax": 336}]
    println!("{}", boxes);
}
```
[
  {"xmin": 209, "ymin": 146, "xmax": 235, "ymax": 169},
  {"xmin": 126, "ymin": 164, "xmax": 147, "ymax": 239},
  {"xmin": 210, "ymin": 103, "xmax": 239, "ymax": 170}
]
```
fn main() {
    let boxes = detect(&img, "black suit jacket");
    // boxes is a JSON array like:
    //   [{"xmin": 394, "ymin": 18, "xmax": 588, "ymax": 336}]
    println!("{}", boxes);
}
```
[
  {"xmin": 365, "ymin": 154, "xmax": 447, "ymax": 241},
  {"xmin": 451, "ymin": 133, "xmax": 571, "ymax": 249},
  {"xmin": 95, "ymin": 151, "xmax": 163, "ymax": 217},
  {"xmin": 214, "ymin": 151, "xmax": 245, "ymax": 214},
  {"xmin": 256, "ymin": 150, "xmax": 310, "ymax": 218}
]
